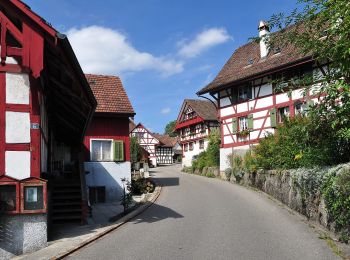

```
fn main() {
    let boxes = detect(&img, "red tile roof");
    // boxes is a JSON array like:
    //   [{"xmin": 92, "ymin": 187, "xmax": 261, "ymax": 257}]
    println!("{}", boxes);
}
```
[
  {"xmin": 85, "ymin": 74, "xmax": 135, "ymax": 115},
  {"xmin": 185, "ymin": 99, "xmax": 218, "ymax": 121},
  {"xmin": 198, "ymin": 28, "xmax": 312, "ymax": 95},
  {"xmin": 153, "ymin": 134, "xmax": 179, "ymax": 147}
]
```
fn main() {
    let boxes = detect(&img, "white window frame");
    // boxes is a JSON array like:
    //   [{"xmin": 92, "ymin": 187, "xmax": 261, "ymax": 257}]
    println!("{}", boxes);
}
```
[
  {"xmin": 90, "ymin": 138, "xmax": 114, "ymax": 162},
  {"xmin": 239, "ymin": 116, "xmax": 248, "ymax": 131}
]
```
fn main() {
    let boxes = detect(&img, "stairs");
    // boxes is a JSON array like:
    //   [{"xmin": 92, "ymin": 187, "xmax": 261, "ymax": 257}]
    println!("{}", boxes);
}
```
[{"xmin": 51, "ymin": 181, "xmax": 83, "ymax": 224}]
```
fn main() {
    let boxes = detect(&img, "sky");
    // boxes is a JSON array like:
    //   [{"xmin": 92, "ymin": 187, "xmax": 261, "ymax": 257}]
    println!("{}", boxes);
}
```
[{"xmin": 25, "ymin": 0, "xmax": 298, "ymax": 133}]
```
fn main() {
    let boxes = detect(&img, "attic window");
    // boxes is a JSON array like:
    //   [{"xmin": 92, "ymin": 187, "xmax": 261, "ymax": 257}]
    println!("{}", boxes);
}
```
[
  {"xmin": 89, "ymin": 80, "xmax": 96, "ymax": 85},
  {"xmin": 274, "ymin": 47, "xmax": 281, "ymax": 54},
  {"xmin": 247, "ymin": 58, "xmax": 254, "ymax": 65}
]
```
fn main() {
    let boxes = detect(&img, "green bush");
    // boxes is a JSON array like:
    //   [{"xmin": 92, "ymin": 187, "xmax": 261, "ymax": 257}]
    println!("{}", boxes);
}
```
[
  {"xmin": 206, "ymin": 172, "xmax": 216, "ymax": 178},
  {"xmin": 322, "ymin": 167, "xmax": 350, "ymax": 240},
  {"xmin": 191, "ymin": 129, "xmax": 221, "ymax": 172},
  {"xmin": 254, "ymin": 115, "xmax": 350, "ymax": 170}
]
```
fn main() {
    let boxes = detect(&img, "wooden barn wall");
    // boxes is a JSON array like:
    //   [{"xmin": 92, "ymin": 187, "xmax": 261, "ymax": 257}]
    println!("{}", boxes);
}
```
[{"xmin": 83, "ymin": 116, "xmax": 130, "ymax": 162}]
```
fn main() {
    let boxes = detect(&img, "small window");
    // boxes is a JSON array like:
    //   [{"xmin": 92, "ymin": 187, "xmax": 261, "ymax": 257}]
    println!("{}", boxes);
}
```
[
  {"xmin": 199, "ymin": 140, "xmax": 204, "ymax": 149},
  {"xmin": 189, "ymin": 142, "xmax": 194, "ymax": 151},
  {"xmin": 136, "ymin": 132, "xmax": 144, "ymax": 139},
  {"xmin": 238, "ymin": 85, "xmax": 252, "ymax": 101},
  {"xmin": 23, "ymin": 186, "xmax": 44, "ymax": 211},
  {"xmin": 0, "ymin": 185, "xmax": 16, "ymax": 212},
  {"xmin": 278, "ymin": 106, "xmax": 290, "ymax": 123},
  {"xmin": 247, "ymin": 58, "xmax": 254, "ymax": 65},
  {"xmin": 91, "ymin": 140, "xmax": 113, "ymax": 161},
  {"xmin": 273, "ymin": 47, "xmax": 281, "ymax": 54},
  {"xmin": 184, "ymin": 144, "xmax": 188, "ymax": 152},
  {"xmin": 295, "ymin": 102, "xmax": 306, "ymax": 115},
  {"xmin": 239, "ymin": 116, "xmax": 248, "ymax": 131}
]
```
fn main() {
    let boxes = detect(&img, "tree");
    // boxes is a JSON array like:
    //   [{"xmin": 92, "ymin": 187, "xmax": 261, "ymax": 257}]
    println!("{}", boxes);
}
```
[
  {"xmin": 265, "ymin": 0, "xmax": 350, "ymax": 143},
  {"xmin": 130, "ymin": 136, "xmax": 141, "ymax": 163},
  {"xmin": 164, "ymin": 120, "xmax": 178, "ymax": 137}
]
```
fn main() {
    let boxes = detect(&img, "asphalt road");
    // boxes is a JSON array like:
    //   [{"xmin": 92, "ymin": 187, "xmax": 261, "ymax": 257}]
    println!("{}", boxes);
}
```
[{"xmin": 69, "ymin": 165, "xmax": 338, "ymax": 260}]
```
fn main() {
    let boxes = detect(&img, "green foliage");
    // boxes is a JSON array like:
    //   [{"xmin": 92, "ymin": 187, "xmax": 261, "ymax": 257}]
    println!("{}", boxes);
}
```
[
  {"xmin": 192, "ymin": 129, "xmax": 221, "ymax": 171},
  {"xmin": 205, "ymin": 128, "xmax": 221, "ymax": 166},
  {"xmin": 164, "ymin": 120, "xmax": 178, "ymax": 137},
  {"xmin": 130, "ymin": 136, "xmax": 141, "ymax": 163},
  {"xmin": 206, "ymin": 172, "xmax": 216, "ymax": 178},
  {"xmin": 264, "ymin": 0, "xmax": 350, "ymax": 151},
  {"xmin": 254, "ymin": 115, "xmax": 349, "ymax": 170},
  {"xmin": 322, "ymin": 167, "xmax": 350, "ymax": 238},
  {"xmin": 242, "ymin": 152, "xmax": 258, "ymax": 173},
  {"xmin": 131, "ymin": 179, "xmax": 155, "ymax": 195}
]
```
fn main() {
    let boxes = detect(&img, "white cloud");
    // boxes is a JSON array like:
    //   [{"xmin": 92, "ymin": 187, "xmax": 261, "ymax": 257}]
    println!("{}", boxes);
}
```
[
  {"xmin": 67, "ymin": 26, "xmax": 183, "ymax": 76},
  {"xmin": 178, "ymin": 28, "xmax": 231, "ymax": 58},
  {"xmin": 161, "ymin": 108, "xmax": 171, "ymax": 114}
]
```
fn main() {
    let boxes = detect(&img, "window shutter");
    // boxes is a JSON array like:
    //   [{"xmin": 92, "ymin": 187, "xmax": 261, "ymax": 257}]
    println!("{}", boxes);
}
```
[
  {"xmin": 232, "ymin": 118, "xmax": 238, "ymax": 133},
  {"xmin": 114, "ymin": 141, "xmax": 124, "ymax": 162},
  {"xmin": 270, "ymin": 108, "xmax": 277, "ymax": 128},
  {"xmin": 248, "ymin": 114, "xmax": 254, "ymax": 129}
]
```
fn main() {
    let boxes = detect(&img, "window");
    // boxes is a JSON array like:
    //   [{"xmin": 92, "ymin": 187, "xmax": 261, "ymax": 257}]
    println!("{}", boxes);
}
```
[
  {"xmin": 278, "ymin": 106, "xmax": 290, "ymax": 123},
  {"xmin": 189, "ymin": 142, "xmax": 194, "ymax": 151},
  {"xmin": 232, "ymin": 85, "xmax": 252, "ymax": 103},
  {"xmin": 294, "ymin": 102, "xmax": 306, "ymax": 115},
  {"xmin": 91, "ymin": 139, "xmax": 113, "ymax": 161},
  {"xmin": 184, "ymin": 144, "xmax": 188, "ymax": 152},
  {"xmin": 199, "ymin": 140, "xmax": 204, "ymax": 149},
  {"xmin": 136, "ymin": 132, "xmax": 144, "ymax": 139},
  {"xmin": 0, "ymin": 185, "xmax": 16, "ymax": 212},
  {"xmin": 23, "ymin": 186, "xmax": 44, "ymax": 211},
  {"xmin": 239, "ymin": 116, "xmax": 248, "ymax": 131}
]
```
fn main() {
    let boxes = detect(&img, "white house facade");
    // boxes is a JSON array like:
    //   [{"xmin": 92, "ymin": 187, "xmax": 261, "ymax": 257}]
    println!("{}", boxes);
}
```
[{"xmin": 197, "ymin": 21, "xmax": 323, "ymax": 171}]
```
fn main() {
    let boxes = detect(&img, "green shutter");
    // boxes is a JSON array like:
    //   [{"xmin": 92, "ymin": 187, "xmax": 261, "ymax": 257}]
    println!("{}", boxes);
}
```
[
  {"xmin": 114, "ymin": 141, "xmax": 124, "ymax": 162},
  {"xmin": 270, "ymin": 108, "xmax": 277, "ymax": 128},
  {"xmin": 232, "ymin": 118, "xmax": 238, "ymax": 134},
  {"xmin": 248, "ymin": 114, "xmax": 254, "ymax": 129}
]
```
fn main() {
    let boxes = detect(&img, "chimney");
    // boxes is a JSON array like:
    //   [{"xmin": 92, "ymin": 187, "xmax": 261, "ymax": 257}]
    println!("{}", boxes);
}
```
[{"xmin": 258, "ymin": 20, "xmax": 270, "ymax": 58}]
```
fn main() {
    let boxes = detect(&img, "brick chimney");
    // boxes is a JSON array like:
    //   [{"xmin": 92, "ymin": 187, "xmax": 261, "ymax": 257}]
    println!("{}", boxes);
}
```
[{"xmin": 258, "ymin": 20, "xmax": 270, "ymax": 58}]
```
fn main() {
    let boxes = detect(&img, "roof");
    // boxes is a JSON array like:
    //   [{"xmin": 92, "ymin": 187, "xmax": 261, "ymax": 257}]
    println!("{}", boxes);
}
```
[
  {"xmin": 85, "ymin": 74, "xmax": 135, "ymax": 116},
  {"xmin": 153, "ymin": 134, "xmax": 178, "ymax": 147},
  {"xmin": 198, "ymin": 28, "xmax": 312, "ymax": 95},
  {"xmin": 129, "ymin": 119, "xmax": 137, "ymax": 132},
  {"xmin": 184, "ymin": 99, "xmax": 217, "ymax": 121}
]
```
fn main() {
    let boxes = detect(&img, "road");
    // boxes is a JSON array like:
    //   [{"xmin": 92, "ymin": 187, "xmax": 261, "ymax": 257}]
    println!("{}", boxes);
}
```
[{"xmin": 69, "ymin": 165, "xmax": 338, "ymax": 260}]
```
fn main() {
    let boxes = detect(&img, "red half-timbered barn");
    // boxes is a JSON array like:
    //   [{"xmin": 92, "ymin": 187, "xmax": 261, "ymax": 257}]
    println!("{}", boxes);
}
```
[
  {"xmin": 84, "ymin": 74, "xmax": 135, "ymax": 203},
  {"xmin": 175, "ymin": 99, "xmax": 219, "ymax": 167},
  {"xmin": 0, "ymin": 1, "xmax": 96, "ymax": 257},
  {"xmin": 197, "ymin": 21, "xmax": 321, "ymax": 171}
]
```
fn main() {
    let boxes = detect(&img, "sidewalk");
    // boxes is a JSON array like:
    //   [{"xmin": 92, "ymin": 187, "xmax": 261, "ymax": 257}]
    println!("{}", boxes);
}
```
[{"xmin": 13, "ymin": 187, "xmax": 161, "ymax": 260}]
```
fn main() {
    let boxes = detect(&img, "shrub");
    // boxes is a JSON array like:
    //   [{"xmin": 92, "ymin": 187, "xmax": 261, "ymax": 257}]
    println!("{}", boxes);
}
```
[
  {"xmin": 322, "ymin": 167, "xmax": 350, "ymax": 239},
  {"xmin": 206, "ymin": 172, "xmax": 216, "ymax": 178},
  {"xmin": 131, "ymin": 179, "xmax": 155, "ymax": 195},
  {"xmin": 254, "ymin": 115, "xmax": 350, "ymax": 170},
  {"xmin": 224, "ymin": 168, "xmax": 232, "ymax": 180},
  {"xmin": 242, "ymin": 151, "xmax": 258, "ymax": 173}
]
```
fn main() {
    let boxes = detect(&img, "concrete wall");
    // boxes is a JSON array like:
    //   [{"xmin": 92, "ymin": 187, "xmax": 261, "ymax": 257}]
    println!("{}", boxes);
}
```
[
  {"xmin": 0, "ymin": 214, "xmax": 47, "ymax": 259},
  {"xmin": 84, "ymin": 162, "xmax": 131, "ymax": 202}
]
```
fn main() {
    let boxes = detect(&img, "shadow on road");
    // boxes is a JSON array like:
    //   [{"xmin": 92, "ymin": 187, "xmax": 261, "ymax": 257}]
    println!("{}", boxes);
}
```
[
  {"xmin": 131, "ymin": 203, "xmax": 184, "ymax": 224},
  {"xmin": 152, "ymin": 177, "xmax": 179, "ymax": 187}
]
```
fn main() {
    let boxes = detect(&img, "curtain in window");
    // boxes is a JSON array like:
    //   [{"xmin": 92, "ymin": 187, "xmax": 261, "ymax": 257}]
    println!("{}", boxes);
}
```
[
  {"xmin": 101, "ymin": 141, "xmax": 112, "ymax": 161},
  {"xmin": 91, "ymin": 140, "xmax": 112, "ymax": 161}
]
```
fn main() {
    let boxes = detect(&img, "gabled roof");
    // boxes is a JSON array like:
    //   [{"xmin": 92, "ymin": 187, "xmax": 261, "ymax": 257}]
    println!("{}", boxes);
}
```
[
  {"xmin": 153, "ymin": 134, "xmax": 179, "ymax": 147},
  {"xmin": 197, "ymin": 28, "xmax": 312, "ymax": 95},
  {"xmin": 182, "ymin": 99, "xmax": 217, "ymax": 121},
  {"xmin": 86, "ymin": 74, "xmax": 135, "ymax": 116}
]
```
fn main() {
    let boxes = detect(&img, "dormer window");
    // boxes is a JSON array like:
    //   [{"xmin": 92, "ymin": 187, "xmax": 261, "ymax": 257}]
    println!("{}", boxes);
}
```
[
  {"xmin": 273, "ymin": 47, "xmax": 281, "ymax": 54},
  {"xmin": 247, "ymin": 58, "xmax": 254, "ymax": 65}
]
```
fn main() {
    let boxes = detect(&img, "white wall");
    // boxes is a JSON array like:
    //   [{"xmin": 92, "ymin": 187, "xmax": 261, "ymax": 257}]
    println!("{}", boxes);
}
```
[
  {"xmin": 182, "ymin": 139, "xmax": 209, "ymax": 167},
  {"xmin": 5, "ymin": 151, "xmax": 31, "ymax": 180},
  {"xmin": 220, "ymin": 145, "xmax": 250, "ymax": 171},
  {"xmin": 84, "ymin": 162, "xmax": 131, "ymax": 202}
]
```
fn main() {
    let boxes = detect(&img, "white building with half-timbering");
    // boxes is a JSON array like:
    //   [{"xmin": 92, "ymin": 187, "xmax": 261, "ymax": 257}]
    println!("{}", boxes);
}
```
[
  {"xmin": 175, "ymin": 99, "xmax": 219, "ymax": 167},
  {"xmin": 197, "ymin": 21, "xmax": 321, "ymax": 171}
]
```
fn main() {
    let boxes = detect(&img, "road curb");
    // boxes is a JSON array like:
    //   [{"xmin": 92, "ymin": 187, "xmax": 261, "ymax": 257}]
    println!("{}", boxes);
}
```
[{"xmin": 52, "ymin": 185, "xmax": 162, "ymax": 260}]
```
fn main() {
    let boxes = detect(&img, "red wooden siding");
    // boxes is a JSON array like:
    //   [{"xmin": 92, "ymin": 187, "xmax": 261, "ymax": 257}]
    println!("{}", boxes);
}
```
[{"xmin": 84, "ymin": 116, "xmax": 131, "ymax": 162}]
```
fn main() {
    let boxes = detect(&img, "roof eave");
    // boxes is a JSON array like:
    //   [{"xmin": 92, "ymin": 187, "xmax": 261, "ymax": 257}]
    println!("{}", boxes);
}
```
[{"xmin": 197, "ymin": 56, "xmax": 314, "ymax": 96}]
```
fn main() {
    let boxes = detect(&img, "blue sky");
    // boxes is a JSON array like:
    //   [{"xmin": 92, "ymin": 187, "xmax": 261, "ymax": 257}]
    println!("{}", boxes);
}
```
[{"xmin": 25, "ymin": 0, "xmax": 297, "ymax": 133}]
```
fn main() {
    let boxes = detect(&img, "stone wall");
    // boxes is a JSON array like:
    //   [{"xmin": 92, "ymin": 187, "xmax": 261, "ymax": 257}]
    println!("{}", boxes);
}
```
[
  {"xmin": 0, "ymin": 214, "xmax": 47, "ymax": 259},
  {"xmin": 237, "ymin": 164, "xmax": 350, "ymax": 235}
]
